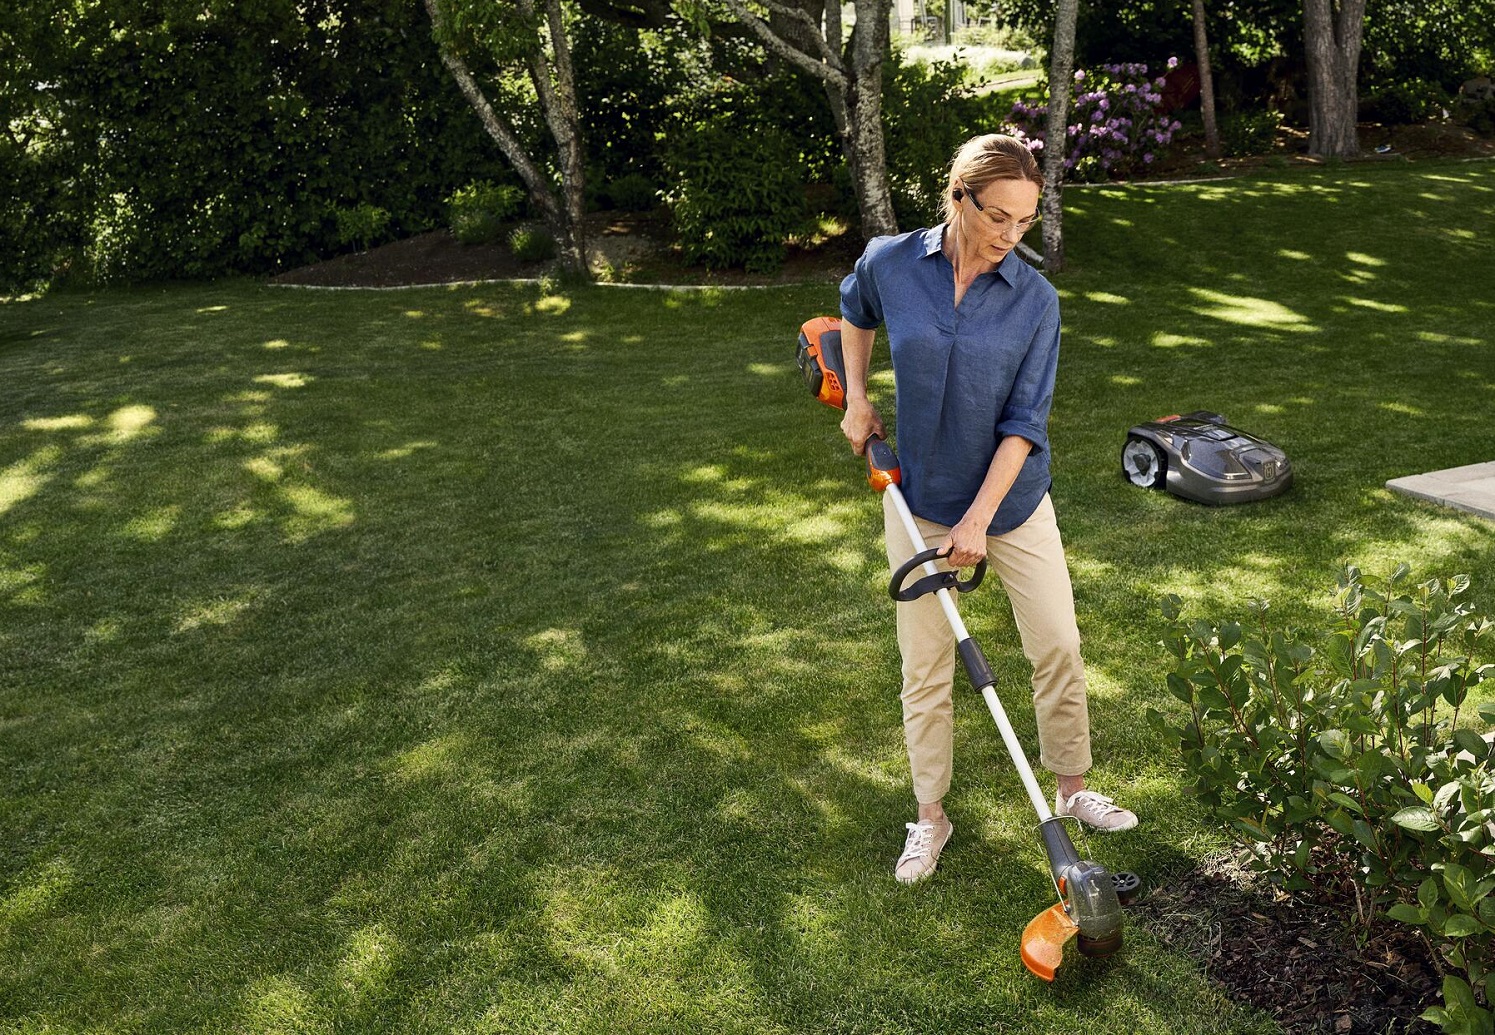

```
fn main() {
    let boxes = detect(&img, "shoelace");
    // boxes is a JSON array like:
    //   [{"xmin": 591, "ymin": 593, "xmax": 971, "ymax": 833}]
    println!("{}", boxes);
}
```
[
  {"xmin": 1066, "ymin": 791, "xmax": 1124, "ymax": 818},
  {"xmin": 897, "ymin": 821, "xmax": 936, "ymax": 864}
]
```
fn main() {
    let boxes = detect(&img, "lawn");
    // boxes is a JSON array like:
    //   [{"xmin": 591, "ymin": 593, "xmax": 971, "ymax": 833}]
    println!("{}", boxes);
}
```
[{"xmin": 2, "ymin": 158, "xmax": 1492, "ymax": 1034}]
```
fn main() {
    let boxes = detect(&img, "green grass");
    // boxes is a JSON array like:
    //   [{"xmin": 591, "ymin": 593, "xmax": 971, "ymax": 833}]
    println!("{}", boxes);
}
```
[{"xmin": 2, "ymin": 158, "xmax": 1492, "ymax": 1033}]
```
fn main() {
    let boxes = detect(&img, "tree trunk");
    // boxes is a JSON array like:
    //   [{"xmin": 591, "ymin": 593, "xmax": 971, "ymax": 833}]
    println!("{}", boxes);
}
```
[
  {"xmin": 1192, "ymin": 0, "xmax": 1221, "ymax": 159},
  {"xmin": 847, "ymin": 0, "xmax": 898, "ymax": 238},
  {"xmin": 424, "ymin": 0, "xmax": 588, "ymax": 278},
  {"xmin": 1303, "ymin": 0, "xmax": 1365, "ymax": 158},
  {"xmin": 1041, "ymin": 0, "xmax": 1078, "ymax": 272},
  {"xmin": 520, "ymin": 0, "xmax": 588, "ymax": 276}
]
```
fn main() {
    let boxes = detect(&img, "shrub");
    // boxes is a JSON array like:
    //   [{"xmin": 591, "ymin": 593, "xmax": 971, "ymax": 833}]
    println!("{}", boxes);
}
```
[
  {"xmin": 1363, "ymin": 78, "xmax": 1452, "ymax": 125},
  {"xmin": 1006, "ymin": 60, "xmax": 1183, "ymax": 181},
  {"xmin": 883, "ymin": 54, "xmax": 993, "ymax": 226},
  {"xmin": 332, "ymin": 202, "xmax": 392, "ymax": 252},
  {"xmin": 661, "ymin": 83, "xmax": 806, "ymax": 273},
  {"xmin": 1219, "ymin": 109, "xmax": 1283, "ymax": 157},
  {"xmin": 604, "ymin": 173, "xmax": 659, "ymax": 213},
  {"xmin": 448, "ymin": 181, "xmax": 523, "ymax": 246},
  {"xmin": 509, "ymin": 226, "xmax": 557, "ymax": 263},
  {"xmin": 1151, "ymin": 566, "xmax": 1494, "ymax": 1034}
]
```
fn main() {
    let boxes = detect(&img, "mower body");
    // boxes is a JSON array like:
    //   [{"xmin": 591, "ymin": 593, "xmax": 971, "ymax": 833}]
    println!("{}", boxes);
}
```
[{"xmin": 1123, "ymin": 411, "xmax": 1292, "ymax": 505}]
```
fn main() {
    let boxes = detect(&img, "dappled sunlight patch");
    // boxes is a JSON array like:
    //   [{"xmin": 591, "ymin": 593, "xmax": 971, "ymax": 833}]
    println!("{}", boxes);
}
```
[
  {"xmin": 822, "ymin": 546, "xmax": 864, "ymax": 573},
  {"xmin": 746, "ymin": 362, "xmax": 789, "ymax": 377},
  {"xmin": 175, "ymin": 591, "xmax": 257, "ymax": 634},
  {"xmin": 263, "ymin": 339, "xmax": 291, "ymax": 350},
  {"xmin": 0, "ymin": 858, "xmax": 74, "ymax": 930},
  {"xmin": 1110, "ymin": 374, "xmax": 1143, "ymax": 386},
  {"xmin": 254, "ymin": 373, "xmax": 311, "ymax": 389},
  {"xmin": 779, "ymin": 504, "xmax": 860, "ymax": 546},
  {"xmin": 419, "ymin": 339, "xmax": 442, "ymax": 351},
  {"xmin": 335, "ymin": 924, "xmax": 400, "ymax": 1003},
  {"xmin": 1342, "ymin": 298, "xmax": 1408, "ymax": 313},
  {"xmin": 1278, "ymin": 249, "xmax": 1311, "ymax": 261},
  {"xmin": 403, "ymin": 310, "xmax": 424, "ymax": 319},
  {"xmin": 1416, "ymin": 331, "xmax": 1483, "ymax": 346},
  {"xmin": 528, "ymin": 295, "xmax": 571, "ymax": 316},
  {"xmin": 375, "ymin": 440, "xmax": 438, "ymax": 460},
  {"xmin": 1377, "ymin": 401, "xmax": 1425, "ymax": 417},
  {"xmin": 1150, "ymin": 331, "xmax": 1210, "ymax": 349},
  {"xmin": 1252, "ymin": 403, "xmax": 1286, "ymax": 415},
  {"xmin": 641, "ymin": 508, "xmax": 682, "ymax": 529},
  {"xmin": 1187, "ymin": 287, "xmax": 1314, "ymax": 333},
  {"xmin": 240, "ymin": 973, "xmax": 318, "ymax": 1031},
  {"xmin": 84, "ymin": 616, "xmax": 123, "ymax": 645},
  {"xmin": 0, "ymin": 446, "xmax": 59, "ymax": 516},
  {"xmin": 524, "ymin": 627, "xmax": 587, "ymax": 672},
  {"xmin": 391, "ymin": 733, "xmax": 479, "ymax": 783},
  {"xmin": 280, "ymin": 484, "xmax": 355, "ymax": 539},
  {"xmin": 560, "ymin": 330, "xmax": 587, "ymax": 343},
  {"xmin": 682, "ymin": 464, "xmax": 725, "ymax": 484},
  {"xmin": 212, "ymin": 505, "xmax": 260, "ymax": 529},
  {"xmin": 245, "ymin": 456, "xmax": 283, "ymax": 481},
  {"xmin": 88, "ymin": 404, "xmax": 157, "ymax": 445},
  {"xmin": 196, "ymin": 305, "xmax": 229, "ymax": 314},
  {"xmin": 122, "ymin": 504, "xmax": 180, "ymax": 542},
  {"xmin": 1084, "ymin": 291, "xmax": 1131, "ymax": 305},
  {"xmin": 224, "ymin": 390, "xmax": 273, "ymax": 405},
  {"xmin": 22, "ymin": 414, "xmax": 93, "ymax": 432},
  {"xmin": 821, "ymin": 743, "xmax": 903, "ymax": 791},
  {"xmin": 1345, "ymin": 252, "xmax": 1386, "ymax": 267}
]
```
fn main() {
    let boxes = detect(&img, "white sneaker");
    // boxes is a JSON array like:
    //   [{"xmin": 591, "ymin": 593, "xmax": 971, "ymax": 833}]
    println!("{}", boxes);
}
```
[
  {"xmin": 1056, "ymin": 789, "xmax": 1138, "ymax": 833},
  {"xmin": 895, "ymin": 819, "xmax": 953, "ymax": 883}
]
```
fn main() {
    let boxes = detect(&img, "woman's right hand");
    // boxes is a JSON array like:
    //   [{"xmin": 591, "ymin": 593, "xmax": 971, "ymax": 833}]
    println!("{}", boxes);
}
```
[{"xmin": 840, "ymin": 398, "xmax": 885, "ymax": 456}]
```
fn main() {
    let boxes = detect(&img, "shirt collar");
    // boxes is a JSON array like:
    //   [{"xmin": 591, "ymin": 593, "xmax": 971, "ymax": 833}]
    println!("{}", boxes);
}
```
[{"xmin": 919, "ymin": 224, "xmax": 1022, "ymax": 286}]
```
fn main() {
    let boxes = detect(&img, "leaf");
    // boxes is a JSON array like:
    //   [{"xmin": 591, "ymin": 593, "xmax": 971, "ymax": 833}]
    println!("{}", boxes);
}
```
[
  {"xmin": 1412, "ymin": 781, "xmax": 1435, "ymax": 805},
  {"xmin": 1479, "ymin": 700, "xmax": 1495, "ymax": 724},
  {"xmin": 1453, "ymin": 728, "xmax": 1491, "ymax": 762},
  {"xmin": 1421, "ymin": 877, "xmax": 1442, "ymax": 911},
  {"xmin": 1445, "ymin": 864, "xmax": 1476, "ymax": 913},
  {"xmin": 1390, "ymin": 806, "xmax": 1441, "ymax": 832},
  {"xmin": 1166, "ymin": 672, "xmax": 1194, "ymax": 704},
  {"xmin": 1442, "ymin": 914, "xmax": 1486, "ymax": 938},
  {"xmin": 1328, "ymin": 792, "xmax": 1364, "ymax": 815},
  {"xmin": 1387, "ymin": 902, "xmax": 1427, "ymax": 924}
]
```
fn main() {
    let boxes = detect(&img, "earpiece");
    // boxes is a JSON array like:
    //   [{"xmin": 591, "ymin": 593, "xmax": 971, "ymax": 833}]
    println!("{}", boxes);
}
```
[{"xmin": 952, "ymin": 188, "xmax": 964, "ymax": 202}]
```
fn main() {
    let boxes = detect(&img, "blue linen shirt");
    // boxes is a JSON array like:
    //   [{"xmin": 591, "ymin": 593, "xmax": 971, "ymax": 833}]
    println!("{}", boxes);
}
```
[{"xmin": 840, "ymin": 225, "xmax": 1060, "ymax": 535}]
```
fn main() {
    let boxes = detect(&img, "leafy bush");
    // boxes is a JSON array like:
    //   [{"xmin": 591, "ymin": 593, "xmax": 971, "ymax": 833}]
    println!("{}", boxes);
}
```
[
  {"xmin": 1006, "ymin": 60, "xmax": 1184, "ymax": 181},
  {"xmin": 1219, "ymin": 109, "xmax": 1283, "ymax": 157},
  {"xmin": 509, "ymin": 226, "xmax": 557, "ymax": 263},
  {"xmin": 661, "ymin": 84, "xmax": 806, "ymax": 273},
  {"xmin": 333, "ymin": 203, "xmax": 392, "ymax": 252},
  {"xmin": 1151, "ymin": 566, "xmax": 1494, "ymax": 1034},
  {"xmin": 604, "ymin": 173, "xmax": 659, "ymax": 213},
  {"xmin": 1456, "ymin": 95, "xmax": 1495, "ymax": 137},
  {"xmin": 1363, "ymin": 78, "xmax": 1452, "ymax": 125},
  {"xmin": 883, "ymin": 54, "xmax": 994, "ymax": 226},
  {"xmin": 448, "ymin": 182, "xmax": 523, "ymax": 246}
]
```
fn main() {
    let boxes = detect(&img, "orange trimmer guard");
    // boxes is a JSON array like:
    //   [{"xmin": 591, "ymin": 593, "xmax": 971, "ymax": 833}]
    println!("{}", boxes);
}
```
[{"xmin": 1020, "ymin": 902, "xmax": 1079, "ymax": 982}]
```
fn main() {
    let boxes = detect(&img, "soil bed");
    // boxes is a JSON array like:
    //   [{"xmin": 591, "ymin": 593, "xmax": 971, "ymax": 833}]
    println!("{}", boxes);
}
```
[{"xmin": 1133, "ymin": 853, "xmax": 1444, "ymax": 1034}]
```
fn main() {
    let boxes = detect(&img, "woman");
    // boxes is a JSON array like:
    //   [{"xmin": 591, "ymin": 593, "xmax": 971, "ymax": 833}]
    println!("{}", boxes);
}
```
[{"xmin": 837, "ymin": 134, "xmax": 1137, "ymax": 884}]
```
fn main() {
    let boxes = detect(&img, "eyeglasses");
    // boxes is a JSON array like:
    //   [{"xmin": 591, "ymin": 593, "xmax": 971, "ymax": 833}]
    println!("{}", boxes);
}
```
[{"xmin": 960, "ymin": 180, "xmax": 1040, "ymax": 237}]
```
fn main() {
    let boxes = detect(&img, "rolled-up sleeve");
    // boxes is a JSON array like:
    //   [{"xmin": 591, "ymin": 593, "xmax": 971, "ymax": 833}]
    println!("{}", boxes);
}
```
[
  {"xmin": 839, "ymin": 243, "xmax": 885, "ymax": 330},
  {"xmin": 995, "ymin": 296, "xmax": 1060, "ymax": 455}
]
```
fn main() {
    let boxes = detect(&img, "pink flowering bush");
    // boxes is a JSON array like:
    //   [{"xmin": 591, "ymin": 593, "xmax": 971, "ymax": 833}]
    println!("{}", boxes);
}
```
[{"xmin": 1007, "ymin": 59, "xmax": 1184, "ymax": 182}]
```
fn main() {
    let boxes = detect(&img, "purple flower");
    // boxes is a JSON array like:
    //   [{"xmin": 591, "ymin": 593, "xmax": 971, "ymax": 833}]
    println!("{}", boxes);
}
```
[
  {"xmin": 1144, "ymin": 153, "xmax": 1154, "ymax": 163},
  {"xmin": 1075, "ymin": 70, "xmax": 1086, "ymax": 82},
  {"xmin": 1168, "ymin": 56, "xmax": 1179, "ymax": 69}
]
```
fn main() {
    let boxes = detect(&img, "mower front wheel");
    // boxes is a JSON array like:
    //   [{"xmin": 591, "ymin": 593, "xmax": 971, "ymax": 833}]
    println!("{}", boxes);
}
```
[{"xmin": 1122, "ymin": 436, "xmax": 1166, "ymax": 490}]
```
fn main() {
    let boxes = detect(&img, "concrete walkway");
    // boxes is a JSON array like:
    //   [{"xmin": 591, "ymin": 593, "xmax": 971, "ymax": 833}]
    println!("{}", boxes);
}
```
[{"xmin": 1387, "ymin": 462, "xmax": 1495, "ymax": 521}]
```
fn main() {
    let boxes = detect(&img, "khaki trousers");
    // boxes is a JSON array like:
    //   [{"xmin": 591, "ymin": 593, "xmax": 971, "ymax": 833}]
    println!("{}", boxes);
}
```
[{"xmin": 882, "ymin": 492, "xmax": 1093, "ymax": 804}]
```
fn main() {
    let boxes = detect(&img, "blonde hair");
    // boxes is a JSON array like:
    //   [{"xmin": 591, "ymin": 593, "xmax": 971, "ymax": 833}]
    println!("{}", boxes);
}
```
[{"xmin": 940, "ymin": 134, "xmax": 1043, "ymax": 223}]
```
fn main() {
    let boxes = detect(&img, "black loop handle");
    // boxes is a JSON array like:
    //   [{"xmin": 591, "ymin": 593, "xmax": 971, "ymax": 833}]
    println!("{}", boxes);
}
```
[{"xmin": 889, "ymin": 547, "xmax": 987, "ymax": 602}]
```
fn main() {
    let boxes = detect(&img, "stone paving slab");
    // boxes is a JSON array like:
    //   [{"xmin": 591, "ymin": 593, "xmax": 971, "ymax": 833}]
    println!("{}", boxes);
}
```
[{"xmin": 1386, "ymin": 461, "xmax": 1495, "ymax": 521}]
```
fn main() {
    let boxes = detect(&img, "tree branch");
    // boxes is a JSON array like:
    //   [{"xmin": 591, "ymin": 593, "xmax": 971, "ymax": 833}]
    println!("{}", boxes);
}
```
[
  {"xmin": 573, "ymin": 0, "xmax": 670, "ymax": 29},
  {"xmin": 422, "ymin": 0, "xmax": 557, "ymax": 219},
  {"xmin": 717, "ymin": 0, "xmax": 845, "ymax": 87}
]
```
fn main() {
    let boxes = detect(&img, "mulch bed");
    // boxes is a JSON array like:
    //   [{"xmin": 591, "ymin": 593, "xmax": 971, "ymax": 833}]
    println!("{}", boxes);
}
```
[{"xmin": 1132, "ymin": 852, "xmax": 1445, "ymax": 1034}]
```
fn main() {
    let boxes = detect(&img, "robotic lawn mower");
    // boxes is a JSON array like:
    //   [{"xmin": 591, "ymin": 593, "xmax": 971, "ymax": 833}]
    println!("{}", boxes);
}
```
[{"xmin": 1122, "ymin": 411, "xmax": 1292, "ymax": 505}]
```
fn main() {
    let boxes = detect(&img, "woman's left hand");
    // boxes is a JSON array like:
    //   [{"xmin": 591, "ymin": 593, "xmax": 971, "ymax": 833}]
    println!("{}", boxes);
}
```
[{"xmin": 939, "ymin": 517, "xmax": 988, "ymax": 569}]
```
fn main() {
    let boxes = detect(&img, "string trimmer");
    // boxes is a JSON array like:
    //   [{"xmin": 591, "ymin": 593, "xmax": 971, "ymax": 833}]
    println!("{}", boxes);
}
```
[{"xmin": 796, "ymin": 315, "xmax": 1139, "ymax": 981}]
